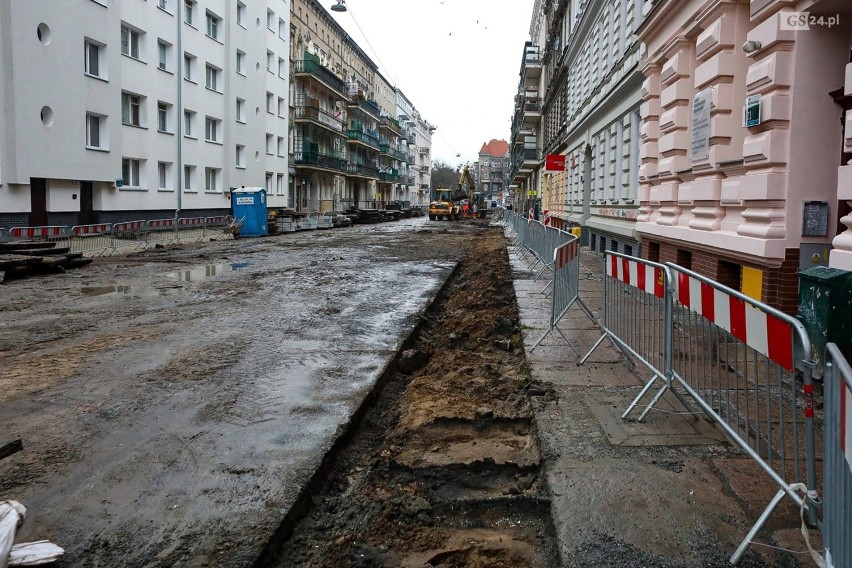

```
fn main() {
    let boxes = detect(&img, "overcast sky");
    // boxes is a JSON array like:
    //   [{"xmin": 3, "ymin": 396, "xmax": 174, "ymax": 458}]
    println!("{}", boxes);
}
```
[{"xmin": 328, "ymin": 0, "xmax": 534, "ymax": 167}]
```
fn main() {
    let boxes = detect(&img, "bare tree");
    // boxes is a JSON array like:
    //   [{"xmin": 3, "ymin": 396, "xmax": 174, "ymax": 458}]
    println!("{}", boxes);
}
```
[{"xmin": 430, "ymin": 160, "xmax": 460, "ymax": 195}]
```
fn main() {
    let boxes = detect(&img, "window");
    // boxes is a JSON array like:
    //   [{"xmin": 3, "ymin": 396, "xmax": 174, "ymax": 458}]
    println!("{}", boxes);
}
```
[
  {"xmin": 157, "ymin": 40, "xmax": 170, "ymax": 71},
  {"xmin": 205, "ymin": 64, "xmax": 220, "ymax": 91},
  {"xmin": 86, "ymin": 112, "xmax": 107, "ymax": 150},
  {"xmin": 266, "ymin": 50, "xmax": 274, "ymax": 72},
  {"xmin": 267, "ymin": 9, "xmax": 275, "ymax": 30},
  {"xmin": 265, "ymin": 172, "xmax": 273, "ymax": 192},
  {"xmin": 184, "ymin": 165, "xmax": 195, "ymax": 190},
  {"xmin": 205, "ymin": 167, "xmax": 220, "ymax": 192},
  {"xmin": 266, "ymin": 92, "xmax": 274, "ymax": 114},
  {"xmin": 158, "ymin": 161, "xmax": 171, "ymax": 190},
  {"xmin": 121, "ymin": 158, "xmax": 142, "ymax": 187},
  {"xmin": 277, "ymin": 97, "xmax": 286, "ymax": 117},
  {"xmin": 278, "ymin": 57, "xmax": 286, "ymax": 78},
  {"xmin": 183, "ymin": 53, "xmax": 195, "ymax": 81},
  {"xmin": 84, "ymin": 39, "xmax": 105, "ymax": 79},
  {"xmin": 236, "ymin": 144, "xmax": 245, "ymax": 168},
  {"xmin": 236, "ymin": 98, "xmax": 246, "ymax": 123},
  {"xmin": 236, "ymin": 50, "xmax": 246, "ymax": 75},
  {"xmin": 277, "ymin": 136, "xmax": 285, "ymax": 156},
  {"xmin": 206, "ymin": 12, "xmax": 221, "ymax": 40},
  {"xmin": 157, "ymin": 0, "xmax": 168, "ymax": 11},
  {"xmin": 184, "ymin": 109, "xmax": 195, "ymax": 137},
  {"xmin": 121, "ymin": 92, "xmax": 142, "ymax": 126},
  {"xmin": 237, "ymin": 2, "xmax": 246, "ymax": 27},
  {"xmin": 278, "ymin": 18, "xmax": 286, "ymax": 39},
  {"xmin": 184, "ymin": 1, "xmax": 195, "ymax": 25},
  {"xmin": 205, "ymin": 116, "xmax": 220, "ymax": 142},
  {"xmin": 157, "ymin": 101, "xmax": 171, "ymax": 132},
  {"xmin": 266, "ymin": 133, "xmax": 273, "ymax": 154},
  {"xmin": 120, "ymin": 25, "xmax": 141, "ymax": 59},
  {"xmin": 277, "ymin": 173, "xmax": 284, "ymax": 195}
]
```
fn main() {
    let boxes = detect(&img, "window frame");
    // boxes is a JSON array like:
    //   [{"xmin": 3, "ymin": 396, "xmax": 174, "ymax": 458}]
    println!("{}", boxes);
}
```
[
  {"xmin": 120, "ymin": 24, "xmax": 142, "ymax": 60},
  {"xmin": 84, "ymin": 38, "xmax": 106, "ymax": 80},
  {"xmin": 121, "ymin": 157, "xmax": 142, "ymax": 188},
  {"xmin": 205, "ymin": 11, "xmax": 221, "ymax": 41},
  {"xmin": 121, "ymin": 91, "xmax": 143, "ymax": 127}
]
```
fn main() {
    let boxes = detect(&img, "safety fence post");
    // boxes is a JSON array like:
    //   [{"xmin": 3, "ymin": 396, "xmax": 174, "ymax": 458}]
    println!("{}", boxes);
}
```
[
  {"xmin": 70, "ymin": 224, "xmax": 113, "ymax": 256},
  {"xmin": 529, "ymin": 237, "xmax": 596, "ymax": 354},
  {"xmin": 145, "ymin": 218, "xmax": 177, "ymax": 246},
  {"xmin": 176, "ymin": 217, "xmax": 206, "ymax": 243},
  {"xmin": 818, "ymin": 344, "xmax": 850, "ymax": 568}
]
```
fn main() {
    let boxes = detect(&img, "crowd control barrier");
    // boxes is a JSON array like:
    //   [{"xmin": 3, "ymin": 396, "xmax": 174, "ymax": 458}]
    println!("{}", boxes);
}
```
[
  {"xmin": 529, "ymin": 237, "xmax": 595, "ymax": 354},
  {"xmin": 70, "ymin": 224, "xmax": 113, "ymax": 256},
  {"xmin": 7, "ymin": 226, "xmax": 71, "ymax": 249},
  {"xmin": 666, "ymin": 263, "xmax": 819, "ymax": 565},
  {"xmin": 822, "ymin": 343, "xmax": 851, "ymax": 568},
  {"xmin": 111, "ymin": 220, "xmax": 147, "ymax": 253},
  {"xmin": 176, "ymin": 217, "xmax": 206, "ymax": 242},
  {"xmin": 145, "ymin": 218, "xmax": 177, "ymax": 246},
  {"xmin": 579, "ymin": 252, "xmax": 683, "ymax": 420},
  {"xmin": 580, "ymin": 252, "xmax": 821, "ymax": 564}
]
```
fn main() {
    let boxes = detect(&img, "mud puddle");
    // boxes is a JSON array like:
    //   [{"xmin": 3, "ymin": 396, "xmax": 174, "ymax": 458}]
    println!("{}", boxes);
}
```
[
  {"xmin": 257, "ymin": 227, "xmax": 558, "ymax": 567},
  {"xmin": 165, "ymin": 261, "xmax": 250, "ymax": 281}
]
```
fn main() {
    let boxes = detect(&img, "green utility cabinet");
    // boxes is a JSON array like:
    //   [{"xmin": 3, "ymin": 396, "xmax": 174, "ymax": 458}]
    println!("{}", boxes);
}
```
[{"xmin": 797, "ymin": 266, "xmax": 852, "ymax": 378}]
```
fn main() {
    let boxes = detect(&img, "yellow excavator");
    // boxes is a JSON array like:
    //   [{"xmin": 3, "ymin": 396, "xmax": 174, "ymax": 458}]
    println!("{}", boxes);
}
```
[{"xmin": 458, "ymin": 164, "xmax": 487, "ymax": 219}]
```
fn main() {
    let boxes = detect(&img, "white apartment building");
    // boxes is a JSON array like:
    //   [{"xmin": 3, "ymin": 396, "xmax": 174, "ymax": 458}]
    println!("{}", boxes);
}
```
[{"xmin": 0, "ymin": 0, "xmax": 289, "ymax": 228}]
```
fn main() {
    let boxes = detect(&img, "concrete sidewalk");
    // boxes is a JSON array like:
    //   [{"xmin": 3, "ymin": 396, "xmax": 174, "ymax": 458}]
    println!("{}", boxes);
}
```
[{"xmin": 508, "ymin": 243, "xmax": 816, "ymax": 567}]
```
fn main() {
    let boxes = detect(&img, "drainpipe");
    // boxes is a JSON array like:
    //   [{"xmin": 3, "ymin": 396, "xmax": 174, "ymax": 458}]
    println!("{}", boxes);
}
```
[{"xmin": 175, "ymin": 0, "xmax": 183, "ymax": 219}]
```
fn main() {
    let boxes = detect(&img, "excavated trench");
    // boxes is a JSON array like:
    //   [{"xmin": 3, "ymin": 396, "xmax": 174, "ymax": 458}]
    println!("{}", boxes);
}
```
[{"xmin": 255, "ymin": 227, "xmax": 559, "ymax": 567}]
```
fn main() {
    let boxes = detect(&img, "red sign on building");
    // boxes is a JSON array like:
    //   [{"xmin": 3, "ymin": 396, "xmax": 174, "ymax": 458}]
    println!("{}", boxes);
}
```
[{"xmin": 545, "ymin": 154, "xmax": 566, "ymax": 172}]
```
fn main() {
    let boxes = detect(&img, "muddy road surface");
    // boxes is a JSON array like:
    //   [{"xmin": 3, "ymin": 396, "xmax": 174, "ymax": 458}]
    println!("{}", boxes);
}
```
[{"xmin": 0, "ymin": 217, "xmax": 554, "ymax": 567}]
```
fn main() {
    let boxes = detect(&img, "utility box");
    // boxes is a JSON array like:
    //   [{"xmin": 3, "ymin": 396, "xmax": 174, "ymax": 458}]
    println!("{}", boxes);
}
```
[
  {"xmin": 230, "ymin": 188, "xmax": 268, "ymax": 237},
  {"xmin": 797, "ymin": 266, "xmax": 852, "ymax": 378}
]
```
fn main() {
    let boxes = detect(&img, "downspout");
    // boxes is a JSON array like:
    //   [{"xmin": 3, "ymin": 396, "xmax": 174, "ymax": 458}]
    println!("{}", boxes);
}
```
[{"xmin": 175, "ymin": 0, "xmax": 183, "ymax": 218}]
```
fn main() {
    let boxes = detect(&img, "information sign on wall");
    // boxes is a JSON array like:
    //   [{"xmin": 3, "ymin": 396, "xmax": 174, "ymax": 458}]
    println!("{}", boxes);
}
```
[
  {"xmin": 544, "ymin": 154, "xmax": 566, "ymax": 172},
  {"xmin": 744, "ymin": 95, "xmax": 761, "ymax": 127},
  {"xmin": 690, "ymin": 89, "xmax": 711, "ymax": 161}
]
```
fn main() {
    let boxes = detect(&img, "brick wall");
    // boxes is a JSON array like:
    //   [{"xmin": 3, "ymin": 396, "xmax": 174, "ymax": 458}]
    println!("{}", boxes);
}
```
[{"xmin": 0, "ymin": 213, "xmax": 29, "ymax": 229}]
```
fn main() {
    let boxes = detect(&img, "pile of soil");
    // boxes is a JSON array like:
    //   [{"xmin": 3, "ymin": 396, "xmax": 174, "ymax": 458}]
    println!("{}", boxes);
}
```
[{"xmin": 263, "ymin": 226, "xmax": 558, "ymax": 567}]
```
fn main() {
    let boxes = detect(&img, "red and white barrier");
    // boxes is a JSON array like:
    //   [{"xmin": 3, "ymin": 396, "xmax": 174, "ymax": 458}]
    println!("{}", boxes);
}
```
[
  {"xmin": 555, "ymin": 240, "xmax": 578, "ymax": 269},
  {"xmin": 72, "ymin": 224, "xmax": 111, "ymax": 236},
  {"xmin": 672, "ymin": 272, "xmax": 793, "ymax": 372},
  {"xmin": 607, "ymin": 254, "xmax": 665, "ymax": 299},
  {"xmin": 9, "ymin": 226, "xmax": 67, "ymax": 238}
]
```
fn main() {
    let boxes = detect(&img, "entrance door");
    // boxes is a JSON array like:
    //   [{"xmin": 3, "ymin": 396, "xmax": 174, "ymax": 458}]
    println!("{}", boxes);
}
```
[
  {"xmin": 29, "ymin": 178, "xmax": 47, "ymax": 226},
  {"xmin": 79, "ymin": 182, "xmax": 95, "ymax": 225}
]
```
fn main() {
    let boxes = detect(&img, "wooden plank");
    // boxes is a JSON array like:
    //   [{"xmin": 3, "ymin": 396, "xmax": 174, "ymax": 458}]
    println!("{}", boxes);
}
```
[
  {"xmin": 17, "ymin": 247, "xmax": 71, "ymax": 256},
  {"xmin": 0, "ymin": 439, "xmax": 23, "ymax": 460},
  {"xmin": 0, "ymin": 254, "xmax": 43, "ymax": 270},
  {"xmin": 0, "ymin": 241, "xmax": 58, "ymax": 251}
]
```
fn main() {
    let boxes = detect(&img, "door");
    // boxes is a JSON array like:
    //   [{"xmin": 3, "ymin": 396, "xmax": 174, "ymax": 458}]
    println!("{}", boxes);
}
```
[
  {"xmin": 79, "ymin": 182, "xmax": 95, "ymax": 225},
  {"xmin": 29, "ymin": 178, "xmax": 48, "ymax": 226}
]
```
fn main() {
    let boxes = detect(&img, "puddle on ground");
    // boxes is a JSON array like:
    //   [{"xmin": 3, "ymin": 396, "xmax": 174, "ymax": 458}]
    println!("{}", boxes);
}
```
[
  {"xmin": 165, "ymin": 262, "xmax": 249, "ymax": 282},
  {"xmin": 82, "ymin": 285, "xmax": 132, "ymax": 297}
]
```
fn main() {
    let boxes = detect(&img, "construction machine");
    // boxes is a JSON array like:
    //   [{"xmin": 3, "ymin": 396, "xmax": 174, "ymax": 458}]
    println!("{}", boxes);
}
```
[
  {"xmin": 458, "ymin": 164, "xmax": 487, "ymax": 219},
  {"xmin": 428, "ymin": 188, "xmax": 461, "ymax": 220}
]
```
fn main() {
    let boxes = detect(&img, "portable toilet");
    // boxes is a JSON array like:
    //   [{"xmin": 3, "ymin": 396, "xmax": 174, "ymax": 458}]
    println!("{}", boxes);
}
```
[{"xmin": 230, "ymin": 187, "xmax": 268, "ymax": 237}]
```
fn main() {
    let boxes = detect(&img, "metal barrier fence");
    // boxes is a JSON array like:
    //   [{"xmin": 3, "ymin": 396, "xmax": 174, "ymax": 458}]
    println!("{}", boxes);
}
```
[
  {"xmin": 823, "ymin": 343, "xmax": 851, "ymax": 567},
  {"xmin": 145, "ymin": 218, "xmax": 177, "ymax": 246},
  {"xmin": 70, "ymin": 224, "xmax": 113, "ymax": 256},
  {"xmin": 666, "ymin": 263, "xmax": 819, "ymax": 564},
  {"xmin": 529, "ymin": 237, "xmax": 595, "ymax": 354},
  {"xmin": 204, "ymin": 216, "xmax": 233, "ymax": 239},
  {"xmin": 580, "ymin": 252, "xmax": 679, "ymax": 420},
  {"xmin": 112, "ymin": 220, "xmax": 147, "ymax": 253},
  {"xmin": 580, "ymin": 252, "xmax": 821, "ymax": 564},
  {"xmin": 176, "ymin": 217, "xmax": 206, "ymax": 242}
]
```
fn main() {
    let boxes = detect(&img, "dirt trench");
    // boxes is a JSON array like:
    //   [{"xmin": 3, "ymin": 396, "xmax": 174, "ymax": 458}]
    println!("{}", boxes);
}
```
[{"xmin": 259, "ymin": 226, "xmax": 559, "ymax": 567}]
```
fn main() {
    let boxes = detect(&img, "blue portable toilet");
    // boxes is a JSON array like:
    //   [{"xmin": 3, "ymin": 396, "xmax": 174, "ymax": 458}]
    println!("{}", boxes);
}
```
[{"xmin": 230, "ymin": 187, "xmax": 268, "ymax": 237}]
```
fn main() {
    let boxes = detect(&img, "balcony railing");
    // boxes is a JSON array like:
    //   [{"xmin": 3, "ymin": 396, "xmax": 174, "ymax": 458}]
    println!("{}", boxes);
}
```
[
  {"xmin": 407, "ymin": 153, "xmax": 415, "ymax": 164},
  {"xmin": 347, "ymin": 163, "xmax": 379, "ymax": 178},
  {"xmin": 347, "ymin": 129, "xmax": 380, "ymax": 150},
  {"xmin": 379, "ymin": 171, "xmax": 400, "ymax": 182},
  {"xmin": 418, "ymin": 146, "xmax": 429, "ymax": 154},
  {"xmin": 420, "ymin": 184, "xmax": 430, "ymax": 190},
  {"xmin": 392, "ymin": 149, "xmax": 407, "ymax": 161},
  {"xmin": 379, "ymin": 141, "xmax": 391, "ymax": 154},
  {"xmin": 380, "ymin": 116, "xmax": 401, "ymax": 134},
  {"xmin": 295, "ymin": 60, "xmax": 346, "ymax": 95},
  {"xmin": 406, "ymin": 176, "xmax": 415, "ymax": 185},
  {"xmin": 294, "ymin": 104, "xmax": 344, "ymax": 132},
  {"xmin": 294, "ymin": 150, "xmax": 348, "ymax": 173}
]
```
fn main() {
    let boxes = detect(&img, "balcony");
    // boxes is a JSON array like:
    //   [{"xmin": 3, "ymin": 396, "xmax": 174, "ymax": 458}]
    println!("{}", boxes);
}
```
[
  {"xmin": 347, "ymin": 129, "xmax": 380, "ymax": 150},
  {"xmin": 418, "ymin": 146, "xmax": 429, "ymax": 155},
  {"xmin": 347, "ymin": 95, "xmax": 380, "ymax": 119},
  {"xmin": 379, "ymin": 170, "xmax": 400, "ymax": 182},
  {"xmin": 379, "ymin": 141, "xmax": 391, "ymax": 155},
  {"xmin": 392, "ymin": 149, "xmax": 407, "ymax": 161},
  {"xmin": 420, "ymin": 184, "xmax": 430, "ymax": 190},
  {"xmin": 523, "ymin": 44, "xmax": 541, "ymax": 80},
  {"xmin": 294, "ymin": 104, "xmax": 344, "ymax": 132},
  {"xmin": 407, "ymin": 153, "xmax": 415, "ymax": 165},
  {"xmin": 523, "ymin": 100, "xmax": 541, "ymax": 125},
  {"xmin": 380, "ymin": 116, "xmax": 401, "ymax": 134},
  {"xmin": 294, "ymin": 150, "xmax": 348, "ymax": 173},
  {"xmin": 406, "ymin": 175, "xmax": 415, "ymax": 185},
  {"xmin": 295, "ymin": 60, "xmax": 346, "ymax": 96},
  {"xmin": 347, "ymin": 162, "xmax": 379, "ymax": 179}
]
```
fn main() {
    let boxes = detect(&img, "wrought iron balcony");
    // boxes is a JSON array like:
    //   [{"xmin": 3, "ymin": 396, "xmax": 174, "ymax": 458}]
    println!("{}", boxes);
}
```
[
  {"xmin": 294, "ymin": 104, "xmax": 344, "ymax": 132},
  {"xmin": 347, "ymin": 162, "xmax": 379, "ymax": 178},
  {"xmin": 380, "ymin": 116, "xmax": 401, "ymax": 134},
  {"xmin": 294, "ymin": 150, "xmax": 348, "ymax": 173},
  {"xmin": 295, "ymin": 60, "xmax": 346, "ymax": 96},
  {"xmin": 347, "ymin": 129, "xmax": 380, "ymax": 150},
  {"xmin": 407, "ymin": 153, "xmax": 415, "ymax": 164},
  {"xmin": 418, "ymin": 146, "xmax": 429, "ymax": 154}
]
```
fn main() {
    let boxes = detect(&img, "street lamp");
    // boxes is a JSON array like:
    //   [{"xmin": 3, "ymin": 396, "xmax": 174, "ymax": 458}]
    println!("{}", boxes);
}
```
[{"xmin": 331, "ymin": 0, "xmax": 347, "ymax": 12}]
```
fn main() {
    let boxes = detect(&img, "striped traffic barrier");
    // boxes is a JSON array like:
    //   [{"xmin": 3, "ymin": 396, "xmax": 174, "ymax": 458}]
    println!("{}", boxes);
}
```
[
  {"xmin": 111, "ymin": 220, "xmax": 147, "ymax": 252},
  {"xmin": 580, "ymin": 252, "xmax": 680, "ymax": 421},
  {"xmin": 176, "ymin": 217, "xmax": 206, "ymax": 243},
  {"xmin": 70, "ymin": 224, "xmax": 113, "ymax": 256},
  {"xmin": 8, "ymin": 226, "xmax": 69, "ymax": 239},
  {"xmin": 146, "ymin": 218, "xmax": 177, "ymax": 246},
  {"xmin": 529, "ymin": 237, "xmax": 594, "ymax": 353},
  {"xmin": 665, "ymin": 263, "xmax": 818, "ymax": 565}
]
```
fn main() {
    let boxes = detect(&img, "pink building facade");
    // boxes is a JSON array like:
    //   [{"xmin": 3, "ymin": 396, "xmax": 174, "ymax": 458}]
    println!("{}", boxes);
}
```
[{"xmin": 637, "ymin": 0, "xmax": 852, "ymax": 313}]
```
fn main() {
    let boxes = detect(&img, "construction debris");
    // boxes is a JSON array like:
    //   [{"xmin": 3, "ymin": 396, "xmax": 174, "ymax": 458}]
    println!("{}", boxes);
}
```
[
  {"xmin": 0, "ymin": 242, "xmax": 92, "ymax": 282},
  {"xmin": 0, "ymin": 501, "xmax": 64, "ymax": 568}
]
